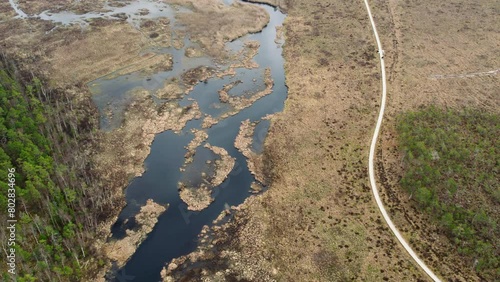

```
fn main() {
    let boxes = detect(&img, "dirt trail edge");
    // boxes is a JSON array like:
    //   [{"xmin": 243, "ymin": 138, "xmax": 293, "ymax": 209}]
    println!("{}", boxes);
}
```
[{"xmin": 363, "ymin": 0, "xmax": 441, "ymax": 281}]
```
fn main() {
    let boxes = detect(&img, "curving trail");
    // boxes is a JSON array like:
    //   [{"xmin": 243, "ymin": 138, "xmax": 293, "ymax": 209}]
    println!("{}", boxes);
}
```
[{"xmin": 362, "ymin": 0, "xmax": 442, "ymax": 281}]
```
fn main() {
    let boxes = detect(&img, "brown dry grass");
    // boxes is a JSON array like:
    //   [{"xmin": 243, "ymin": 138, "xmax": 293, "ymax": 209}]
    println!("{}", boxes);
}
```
[
  {"xmin": 376, "ymin": 0, "xmax": 500, "ymax": 114},
  {"xmin": 165, "ymin": 0, "xmax": 425, "ymax": 281},
  {"xmin": 47, "ymin": 21, "xmax": 150, "ymax": 84},
  {"xmin": 0, "ymin": 1, "xmax": 16, "ymax": 20},
  {"xmin": 178, "ymin": 144, "xmax": 235, "ymax": 211},
  {"xmin": 241, "ymin": 1, "xmax": 425, "ymax": 277},
  {"xmin": 182, "ymin": 129, "xmax": 209, "ymax": 168},
  {"xmin": 164, "ymin": 0, "xmax": 498, "ymax": 280},
  {"xmin": 2, "ymin": 1, "xmax": 294, "ymax": 280},
  {"xmin": 1, "ymin": 0, "xmax": 269, "ymax": 87},
  {"xmin": 16, "ymin": 0, "xmax": 108, "ymax": 14},
  {"xmin": 101, "ymin": 199, "xmax": 167, "ymax": 267},
  {"xmin": 0, "ymin": 17, "xmax": 153, "ymax": 86},
  {"xmin": 215, "ymin": 0, "xmax": 499, "ymax": 279},
  {"xmin": 203, "ymin": 67, "xmax": 273, "ymax": 129},
  {"xmin": 369, "ymin": 0, "xmax": 500, "ymax": 280},
  {"xmin": 166, "ymin": 0, "xmax": 269, "ymax": 58},
  {"xmin": 235, "ymin": 119, "xmax": 266, "ymax": 184}
]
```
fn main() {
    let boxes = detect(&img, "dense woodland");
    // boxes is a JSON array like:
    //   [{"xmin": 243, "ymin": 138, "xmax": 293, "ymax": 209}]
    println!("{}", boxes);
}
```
[
  {"xmin": 0, "ymin": 56, "xmax": 111, "ymax": 281},
  {"xmin": 397, "ymin": 106, "xmax": 499, "ymax": 280}
]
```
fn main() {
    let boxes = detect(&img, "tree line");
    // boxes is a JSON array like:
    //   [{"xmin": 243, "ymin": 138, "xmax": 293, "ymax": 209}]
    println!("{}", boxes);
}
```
[{"xmin": 0, "ymin": 55, "xmax": 114, "ymax": 281}]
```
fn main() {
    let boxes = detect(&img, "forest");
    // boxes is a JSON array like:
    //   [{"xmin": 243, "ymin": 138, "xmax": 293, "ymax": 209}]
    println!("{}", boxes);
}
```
[
  {"xmin": 0, "ymin": 56, "xmax": 108, "ymax": 281},
  {"xmin": 397, "ymin": 106, "xmax": 499, "ymax": 280}
]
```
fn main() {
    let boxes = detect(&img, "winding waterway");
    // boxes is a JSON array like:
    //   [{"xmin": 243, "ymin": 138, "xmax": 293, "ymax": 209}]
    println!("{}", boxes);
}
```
[
  {"xmin": 96, "ymin": 3, "xmax": 287, "ymax": 281},
  {"xmin": 7, "ymin": 0, "xmax": 286, "ymax": 280}
]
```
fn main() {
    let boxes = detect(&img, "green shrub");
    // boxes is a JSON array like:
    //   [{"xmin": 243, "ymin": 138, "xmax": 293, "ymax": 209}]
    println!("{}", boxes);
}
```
[{"xmin": 397, "ymin": 106, "xmax": 499, "ymax": 279}]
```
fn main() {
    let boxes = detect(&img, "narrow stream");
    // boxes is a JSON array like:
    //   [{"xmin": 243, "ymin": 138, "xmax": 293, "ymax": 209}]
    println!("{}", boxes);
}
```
[
  {"xmin": 108, "ymin": 3, "xmax": 286, "ymax": 280},
  {"xmin": 8, "ymin": 0, "xmax": 28, "ymax": 18}
]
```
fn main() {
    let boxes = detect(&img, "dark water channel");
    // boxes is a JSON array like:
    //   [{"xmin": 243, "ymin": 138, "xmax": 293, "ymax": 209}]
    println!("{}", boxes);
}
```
[{"xmin": 90, "ymin": 3, "xmax": 287, "ymax": 282}]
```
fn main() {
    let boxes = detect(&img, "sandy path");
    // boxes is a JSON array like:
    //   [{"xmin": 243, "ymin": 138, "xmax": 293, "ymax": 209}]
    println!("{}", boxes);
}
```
[{"xmin": 363, "ymin": 0, "xmax": 441, "ymax": 281}]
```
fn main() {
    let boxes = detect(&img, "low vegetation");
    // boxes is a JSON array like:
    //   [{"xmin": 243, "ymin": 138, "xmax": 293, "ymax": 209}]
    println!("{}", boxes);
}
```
[{"xmin": 397, "ymin": 106, "xmax": 499, "ymax": 279}]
